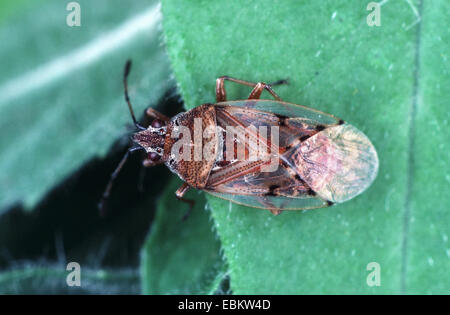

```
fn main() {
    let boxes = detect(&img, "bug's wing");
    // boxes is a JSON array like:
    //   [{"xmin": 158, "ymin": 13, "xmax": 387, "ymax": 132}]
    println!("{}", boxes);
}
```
[
  {"xmin": 284, "ymin": 123, "xmax": 379, "ymax": 203},
  {"xmin": 217, "ymin": 99, "xmax": 340, "ymax": 125},
  {"xmin": 216, "ymin": 101, "xmax": 341, "ymax": 148},
  {"xmin": 206, "ymin": 164, "xmax": 329, "ymax": 211},
  {"xmin": 205, "ymin": 102, "xmax": 345, "ymax": 210},
  {"xmin": 205, "ymin": 191, "xmax": 328, "ymax": 211}
]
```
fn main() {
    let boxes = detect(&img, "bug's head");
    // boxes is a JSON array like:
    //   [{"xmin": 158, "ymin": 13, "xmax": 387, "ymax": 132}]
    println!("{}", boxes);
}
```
[{"xmin": 132, "ymin": 119, "xmax": 167, "ymax": 163}]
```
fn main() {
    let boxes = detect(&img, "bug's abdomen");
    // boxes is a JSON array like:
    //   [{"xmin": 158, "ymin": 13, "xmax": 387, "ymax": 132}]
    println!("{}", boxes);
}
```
[{"xmin": 284, "ymin": 124, "xmax": 379, "ymax": 203}]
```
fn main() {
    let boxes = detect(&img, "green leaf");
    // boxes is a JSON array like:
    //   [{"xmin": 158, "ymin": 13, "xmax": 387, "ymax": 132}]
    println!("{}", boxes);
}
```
[
  {"xmin": 406, "ymin": 1, "xmax": 450, "ymax": 294},
  {"xmin": 0, "ymin": 264, "xmax": 139, "ymax": 294},
  {"xmin": 0, "ymin": 0, "xmax": 172, "ymax": 211},
  {"xmin": 162, "ymin": 0, "xmax": 449, "ymax": 293},
  {"xmin": 0, "ymin": 0, "xmax": 29, "ymax": 22},
  {"xmin": 141, "ymin": 178, "xmax": 225, "ymax": 294}
]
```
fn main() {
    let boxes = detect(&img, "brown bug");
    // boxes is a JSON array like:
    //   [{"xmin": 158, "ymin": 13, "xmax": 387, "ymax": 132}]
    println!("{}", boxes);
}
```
[{"xmin": 99, "ymin": 60, "xmax": 378, "ymax": 215}]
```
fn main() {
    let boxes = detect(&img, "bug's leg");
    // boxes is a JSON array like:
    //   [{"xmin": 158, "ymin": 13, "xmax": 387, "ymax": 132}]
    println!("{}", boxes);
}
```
[
  {"xmin": 216, "ymin": 76, "xmax": 288, "ymax": 102},
  {"xmin": 145, "ymin": 108, "xmax": 170, "ymax": 122},
  {"xmin": 248, "ymin": 82, "xmax": 285, "ymax": 101},
  {"xmin": 268, "ymin": 79, "xmax": 289, "ymax": 86},
  {"xmin": 137, "ymin": 152, "xmax": 165, "ymax": 193},
  {"xmin": 255, "ymin": 197, "xmax": 283, "ymax": 216},
  {"xmin": 270, "ymin": 209, "xmax": 282, "ymax": 216},
  {"xmin": 175, "ymin": 183, "xmax": 195, "ymax": 221},
  {"xmin": 98, "ymin": 151, "xmax": 130, "ymax": 216},
  {"xmin": 98, "ymin": 147, "xmax": 143, "ymax": 216}
]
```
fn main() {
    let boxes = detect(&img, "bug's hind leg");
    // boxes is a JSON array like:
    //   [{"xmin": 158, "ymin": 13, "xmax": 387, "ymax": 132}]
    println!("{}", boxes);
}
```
[
  {"xmin": 215, "ymin": 76, "xmax": 288, "ymax": 102},
  {"xmin": 248, "ymin": 82, "xmax": 283, "ymax": 101},
  {"xmin": 98, "ymin": 147, "xmax": 144, "ymax": 216},
  {"xmin": 175, "ymin": 183, "xmax": 195, "ymax": 221}
]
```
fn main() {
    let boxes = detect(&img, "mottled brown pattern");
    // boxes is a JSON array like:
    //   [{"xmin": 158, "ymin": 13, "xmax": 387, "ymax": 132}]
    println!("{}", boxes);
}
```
[
  {"xmin": 163, "ymin": 104, "xmax": 218, "ymax": 189},
  {"xmin": 216, "ymin": 105, "xmax": 321, "ymax": 148},
  {"xmin": 204, "ymin": 105, "xmax": 332, "ymax": 211},
  {"xmin": 113, "ymin": 65, "xmax": 379, "ymax": 214},
  {"xmin": 285, "ymin": 124, "xmax": 379, "ymax": 203},
  {"xmin": 125, "ymin": 74, "xmax": 378, "ymax": 212}
]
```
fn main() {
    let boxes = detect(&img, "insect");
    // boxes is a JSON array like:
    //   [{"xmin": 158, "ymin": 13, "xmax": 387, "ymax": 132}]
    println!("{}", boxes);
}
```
[{"xmin": 99, "ymin": 60, "xmax": 378, "ymax": 215}]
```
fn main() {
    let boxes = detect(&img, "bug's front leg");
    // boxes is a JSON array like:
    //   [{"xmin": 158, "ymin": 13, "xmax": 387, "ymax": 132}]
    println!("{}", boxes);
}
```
[
  {"xmin": 215, "ymin": 76, "xmax": 229, "ymax": 102},
  {"xmin": 138, "ymin": 152, "xmax": 164, "ymax": 193},
  {"xmin": 248, "ymin": 82, "xmax": 282, "ymax": 101},
  {"xmin": 140, "ymin": 108, "xmax": 170, "ymax": 132},
  {"xmin": 215, "ymin": 76, "xmax": 288, "ymax": 102},
  {"xmin": 175, "ymin": 183, "xmax": 195, "ymax": 220},
  {"xmin": 145, "ymin": 108, "xmax": 170, "ymax": 122}
]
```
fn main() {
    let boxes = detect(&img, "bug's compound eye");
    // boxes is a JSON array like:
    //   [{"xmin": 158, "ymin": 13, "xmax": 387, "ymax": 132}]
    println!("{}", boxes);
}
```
[
  {"xmin": 149, "ymin": 151, "xmax": 160, "ymax": 162},
  {"xmin": 151, "ymin": 119, "xmax": 164, "ymax": 128}
]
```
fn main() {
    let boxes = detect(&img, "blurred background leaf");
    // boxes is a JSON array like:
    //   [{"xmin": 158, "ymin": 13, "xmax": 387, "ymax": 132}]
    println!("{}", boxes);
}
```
[
  {"xmin": 0, "ymin": 0, "xmax": 172, "ymax": 211},
  {"xmin": 0, "ymin": 0, "xmax": 186, "ymax": 295},
  {"xmin": 0, "ymin": 264, "xmax": 139, "ymax": 294},
  {"xmin": 162, "ymin": 0, "xmax": 449, "ymax": 294}
]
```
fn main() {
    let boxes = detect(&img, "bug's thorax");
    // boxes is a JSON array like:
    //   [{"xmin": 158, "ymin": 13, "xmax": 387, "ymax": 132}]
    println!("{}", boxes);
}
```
[{"xmin": 162, "ymin": 104, "xmax": 219, "ymax": 189}]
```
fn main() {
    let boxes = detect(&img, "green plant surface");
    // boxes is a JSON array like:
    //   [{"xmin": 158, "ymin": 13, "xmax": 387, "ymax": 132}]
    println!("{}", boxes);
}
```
[
  {"xmin": 0, "ymin": 265, "xmax": 139, "ymax": 294},
  {"xmin": 0, "ymin": 0, "xmax": 31, "ymax": 22},
  {"xmin": 141, "ymin": 178, "xmax": 226, "ymax": 294},
  {"xmin": 0, "ymin": 0, "xmax": 172, "ymax": 211},
  {"xmin": 406, "ymin": 1, "xmax": 450, "ymax": 293},
  {"xmin": 162, "ymin": 0, "xmax": 449, "ymax": 294}
]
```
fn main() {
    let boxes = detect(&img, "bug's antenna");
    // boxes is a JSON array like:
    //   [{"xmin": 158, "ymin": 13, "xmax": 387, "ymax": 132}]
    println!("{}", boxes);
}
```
[
  {"xmin": 123, "ymin": 60, "xmax": 145, "ymax": 131},
  {"xmin": 98, "ymin": 146, "xmax": 143, "ymax": 216}
]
